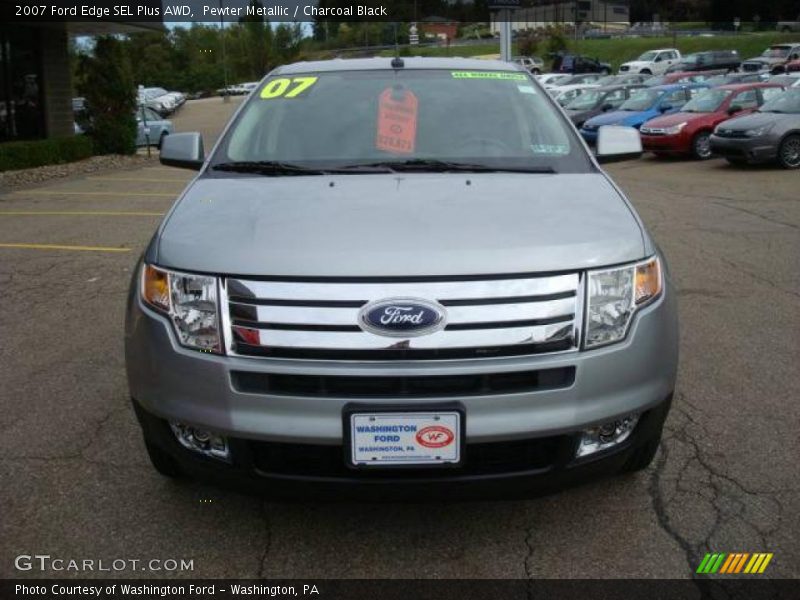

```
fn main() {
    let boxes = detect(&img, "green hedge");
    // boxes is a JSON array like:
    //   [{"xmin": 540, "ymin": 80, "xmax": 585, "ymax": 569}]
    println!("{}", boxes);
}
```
[{"xmin": 0, "ymin": 135, "xmax": 94, "ymax": 172}]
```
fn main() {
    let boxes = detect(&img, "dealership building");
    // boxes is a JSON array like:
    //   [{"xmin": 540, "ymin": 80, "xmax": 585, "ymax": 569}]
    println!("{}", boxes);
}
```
[
  {"xmin": 0, "ymin": 19, "xmax": 162, "ymax": 143},
  {"xmin": 491, "ymin": 0, "xmax": 631, "ymax": 33}
]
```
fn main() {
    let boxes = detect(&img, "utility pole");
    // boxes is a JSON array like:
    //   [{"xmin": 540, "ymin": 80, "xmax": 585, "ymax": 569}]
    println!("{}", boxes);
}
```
[{"xmin": 219, "ymin": 0, "xmax": 229, "ymax": 103}]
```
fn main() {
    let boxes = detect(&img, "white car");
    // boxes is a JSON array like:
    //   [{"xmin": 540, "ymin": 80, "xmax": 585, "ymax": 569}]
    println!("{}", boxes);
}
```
[
  {"xmin": 536, "ymin": 73, "xmax": 571, "ymax": 87},
  {"xmin": 549, "ymin": 83, "xmax": 600, "ymax": 107},
  {"xmin": 619, "ymin": 49, "xmax": 681, "ymax": 76}
]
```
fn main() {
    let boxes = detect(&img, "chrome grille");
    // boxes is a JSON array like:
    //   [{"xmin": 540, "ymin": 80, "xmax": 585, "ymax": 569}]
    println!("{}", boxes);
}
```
[{"xmin": 222, "ymin": 274, "xmax": 583, "ymax": 360}]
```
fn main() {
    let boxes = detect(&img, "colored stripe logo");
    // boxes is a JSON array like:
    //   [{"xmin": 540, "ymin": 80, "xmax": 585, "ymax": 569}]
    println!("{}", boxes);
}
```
[{"xmin": 696, "ymin": 552, "xmax": 773, "ymax": 574}]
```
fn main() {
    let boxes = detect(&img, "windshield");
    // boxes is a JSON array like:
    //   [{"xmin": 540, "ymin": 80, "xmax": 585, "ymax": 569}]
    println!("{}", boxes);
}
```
[
  {"xmin": 760, "ymin": 89, "xmax": 800, "ymax": 113},
  {"xmin": 620, "ymin": 88, "xmax": 661, "ymax": 111},
  {"xmin": 682, "ymin": 89, "xmax": 732, "ymax": 112},
  {"xmin": 637, "ymin": 51, "xmax": 658, "ymax": 61},
  {"xmin": 565, "ymin": 89, "xmax": 605, "ymax": 110},
  {"xmin": 211, "ymin": 69, "xmax": 592, "ymax": 173},
  {"xmin": 762, "ymin": 46, "xmax": 790, "ymax": 58}
]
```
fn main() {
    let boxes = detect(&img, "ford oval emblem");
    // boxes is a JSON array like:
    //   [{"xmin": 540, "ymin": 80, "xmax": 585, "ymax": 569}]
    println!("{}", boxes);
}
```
[{"xmin": 358, "ymin": 298, "xmax": 446, "ymax": 338}]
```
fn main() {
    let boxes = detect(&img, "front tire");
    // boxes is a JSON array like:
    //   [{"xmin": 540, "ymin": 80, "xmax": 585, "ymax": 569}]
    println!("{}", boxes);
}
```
[
  {"xmin": 777, "ymin": 134, "xmax": 800, "ymax": 169},
  {"xmin": 691, "ymin": 131, "xmax": 713, "ymax": 160},
  {"xmin": 145, "ymin": 442, "xmax": 184, "ymax": 479},
  {"xmin": 640, "ymin": 68, "xmax": 652, "ymax": 75},
  {"xmin": 621, "ymin": 434, "xmax": 661, "ymax": 473}
]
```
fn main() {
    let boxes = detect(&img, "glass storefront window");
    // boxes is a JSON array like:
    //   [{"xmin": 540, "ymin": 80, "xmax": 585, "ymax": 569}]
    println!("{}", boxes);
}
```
[{"xmin": 0, "ymin": 26, "xmax": 45, "ymax": 141}]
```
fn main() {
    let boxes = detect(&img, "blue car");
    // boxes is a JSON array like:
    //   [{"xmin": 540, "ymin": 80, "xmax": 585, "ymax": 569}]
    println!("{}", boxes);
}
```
[{"xmin": 580, "ymin": 83, "xmax": 709, "ymax": 144}]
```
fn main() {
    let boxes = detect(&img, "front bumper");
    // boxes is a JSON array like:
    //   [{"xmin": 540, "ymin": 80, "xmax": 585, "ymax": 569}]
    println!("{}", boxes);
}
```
[
  {"xmin": 641, "ymin": 133, "xmax": 690, "ymax": 154},
  {"xmin": 133, "ymin": 394, "xmax": 673, "ymax": 500},
  {"xmin": 709, "ymin": 134, "xmax": 778, "ymax": 163}
]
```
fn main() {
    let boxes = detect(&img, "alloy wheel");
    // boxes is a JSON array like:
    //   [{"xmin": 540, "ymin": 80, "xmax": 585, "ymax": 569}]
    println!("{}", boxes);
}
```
[{"xmin": 779, "ymin": 135, "xmax": 800, "ymax": 169}]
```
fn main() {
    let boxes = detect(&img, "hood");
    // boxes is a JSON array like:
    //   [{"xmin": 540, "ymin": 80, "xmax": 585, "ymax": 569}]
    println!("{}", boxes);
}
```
[
  {"xmin": 585, "ymin": 109, "xmax": 649, "ymax": 128},
  {"xmin": 620, "ymin": 61, "xmax": 649, "ymax": 69},
  {"xmin": 716, "ymin": 111, "xmax": 784, "ymax": 131},
  {"xmin": 567, "ymin": 108, "xmax": 597, "ymax": 123},
  {"xmin": 643, "ymin": 111, "xmax": 709, "ymax": 128},
  {"xmin": 155, "ymin": 173, "xmax": 645, "ymax": 277}
]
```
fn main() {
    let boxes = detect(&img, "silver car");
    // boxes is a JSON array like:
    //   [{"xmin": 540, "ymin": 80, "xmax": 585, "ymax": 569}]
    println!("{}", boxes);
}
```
[
  {"xmin": 126, "ymin": 58, "xmax": 678, "ymax": 498},
  {"xmin": 710, "ymin": 88, "xmax": 800, "ymax": 169},
  {"xmin": 136, "ymin": 107, "xmax": 173, "ymax": 148}
]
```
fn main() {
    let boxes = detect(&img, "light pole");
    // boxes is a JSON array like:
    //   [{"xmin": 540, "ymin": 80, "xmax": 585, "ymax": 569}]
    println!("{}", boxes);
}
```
[{"xmin": 219, "ymin": 0, "xmax": 229, "ymax": 103}]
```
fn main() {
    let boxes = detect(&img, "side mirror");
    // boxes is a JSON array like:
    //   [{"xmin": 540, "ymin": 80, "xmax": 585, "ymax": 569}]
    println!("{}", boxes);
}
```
[
  {"xmin": 728, "ymin": 105, "xmax": 743, "ymax": 115},
  {"xmin": 596, "ymin": 125, "xmax": 643, "ymax": 164},
  {"xmin": 160, "ymin": 132, "xmax": 204, "ymax": 170},
  {"xmin": 659, "ymin": 102, "xmax": 673, "ymax": 112}
]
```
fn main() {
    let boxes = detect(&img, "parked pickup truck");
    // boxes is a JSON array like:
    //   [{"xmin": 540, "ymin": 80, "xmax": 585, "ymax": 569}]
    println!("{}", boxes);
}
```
[
  {"xmin": 619, "ymin": 48, "xmax": 681, "ymax": 76},
  {"xmin": 741, "ymin": 44, "xmax": 800, "ymax": 74},
  {"xmin": 126, "ymin": 57, "xmax": 678, "ymax": 499}
]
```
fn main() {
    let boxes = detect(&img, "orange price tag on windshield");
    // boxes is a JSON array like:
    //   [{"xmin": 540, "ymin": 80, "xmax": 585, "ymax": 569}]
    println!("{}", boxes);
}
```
[{"xmin": 376, "ymin": 87, "xmax": 418, "ymax": 155}]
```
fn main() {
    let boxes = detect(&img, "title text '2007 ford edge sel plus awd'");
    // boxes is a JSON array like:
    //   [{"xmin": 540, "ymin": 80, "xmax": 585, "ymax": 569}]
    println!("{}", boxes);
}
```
[{"xmin": 125, "ymin": 58, "xmax": 678, "ymax": 499}]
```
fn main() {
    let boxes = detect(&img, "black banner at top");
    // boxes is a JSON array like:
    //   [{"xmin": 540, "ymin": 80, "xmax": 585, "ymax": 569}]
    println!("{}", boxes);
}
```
[{"xmin": 3, "ymin": 0, "xmax": 800, "ymax": 24}]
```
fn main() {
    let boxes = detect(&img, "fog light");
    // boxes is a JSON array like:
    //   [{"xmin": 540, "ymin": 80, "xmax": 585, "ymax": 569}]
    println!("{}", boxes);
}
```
[
  {"xmin": 170, "ymin": 422, "xmax": 230, "ymax": 461},
  {"xmin": 577, "ymin": 413, "xmax": 639, "ymax": 458}
]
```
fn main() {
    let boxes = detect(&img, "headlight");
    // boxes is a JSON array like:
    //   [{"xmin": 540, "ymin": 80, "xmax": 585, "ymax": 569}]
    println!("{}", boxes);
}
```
[
  {"xmin": 664, "ymin": 122, "xmax": 687, "ymax": 135},
  {"xmin": 745, "ymin": 124, "xmax": 773, "ymax": 137},
  {"xmin": 142, "ymin": 264, "xmax": 222, "ymax": 353},
  {"xmin": 585, "ymin": 257, "xmax": 663, "ymax": 349}
]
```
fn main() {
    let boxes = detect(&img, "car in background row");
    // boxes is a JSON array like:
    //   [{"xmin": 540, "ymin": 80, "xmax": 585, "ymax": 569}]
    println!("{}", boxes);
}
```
[
  {"xmin": 710, "ymin": 88, "xmax": 800, "ymax": 169},
  {"xmin": 139, "ymin": 87, "xmax": 186, "ymax": 116},
  {"xmin": 769, "ymin": 74, "xmax": 800, "ymax": 88},
  {"xmin": 640, "ymin": 83, "xmax": 785, "ymax": 159},
  {"xmin": 703, "ymin": 72, "xmax": 770, "ymax": 86},
  {"xmin": 218, "ymin": 82, "xmax": 259, "ymax": 96},
  {"xmin": 513, "ymin": 55, "xmax": 545, "ymax": 74},
  {"xmin": 580, "ymin": 83, "xmax": 708, "ymax": 144},
  {"xmin": 550, "ymin": 83, "xmax": 600, "ymax": 107},
  {"xmin": 666, "ymin": 50, "xmax": 740, "ymax": 73},
  {"xmin": 740, "ymin": 44, "xmax": 800, "ymax": 74},
  {"xmin": 787, "ymin": 60, "xmax": 800, "ymax": 73},
  {"xmin": 592, "ymin": 73, "xmax": 650, "ymax": 86},
  {"xmin": 619, "ymin": 49, "xmax": 681, "ymax": 76},
  {"xmin": 643, "ymin": 70, "xmax": 727, "ymax": 87},
  {"xmin": 777, "ymin": 16, "xmax": 800, "ymax": 32},
  {"xmin": 536, "ymin": 73, "xmax": 571, "ymax": 86},
  {"xmin": 136, "ymin": 106, "xmax": 174, "ymax": 148},
  {"xmin": 564, "ymin": 84, "xmax": 645, "ymax": 128},
  {"xmin": 552, "ymin": 53, "xmax": 612, "ymax": 75}
]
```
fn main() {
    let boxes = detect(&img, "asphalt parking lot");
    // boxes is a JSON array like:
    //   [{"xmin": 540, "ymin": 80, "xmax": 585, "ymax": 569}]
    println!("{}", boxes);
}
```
[{"xmin": 0, "ymin": 97, "xmax": 798, "ymax": 580}]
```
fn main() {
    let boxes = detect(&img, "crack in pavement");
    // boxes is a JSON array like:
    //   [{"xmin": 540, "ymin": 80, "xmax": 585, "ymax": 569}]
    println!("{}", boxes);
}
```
[
  {"xmin": 647, "ymin": 393, "xmax": 786, "ymax": 584},
  {"xmin": 257, "ymin": 501, "xmax": 273, "ymax": 578}
]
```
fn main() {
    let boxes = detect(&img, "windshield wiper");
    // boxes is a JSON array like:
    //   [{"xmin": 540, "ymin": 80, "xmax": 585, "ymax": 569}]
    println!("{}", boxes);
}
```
[
  {"xmin": 350, "ymin": 159, "xmax": 556, "ymax": 174},
  {"xmin": 212, "ymin": 161, "xmax": 326, "ymax": 176}
]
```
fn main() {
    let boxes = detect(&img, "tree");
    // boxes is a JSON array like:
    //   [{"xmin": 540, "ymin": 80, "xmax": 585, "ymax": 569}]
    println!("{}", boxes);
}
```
[{"xmin": 77, "ymin": 36, "xmax": 137, "ymax": 155}]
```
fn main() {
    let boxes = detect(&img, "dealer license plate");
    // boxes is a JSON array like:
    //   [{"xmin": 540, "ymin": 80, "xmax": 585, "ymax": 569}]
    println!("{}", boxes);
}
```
[{"xmin": 349, "ymin": 411, "xmax": 462, "ymax": 467}]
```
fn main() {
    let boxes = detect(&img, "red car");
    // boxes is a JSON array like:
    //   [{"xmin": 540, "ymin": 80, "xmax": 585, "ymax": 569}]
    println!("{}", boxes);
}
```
[{"xmin": 639, "ymin": 83, "xmax": 785, "ymax": 159}]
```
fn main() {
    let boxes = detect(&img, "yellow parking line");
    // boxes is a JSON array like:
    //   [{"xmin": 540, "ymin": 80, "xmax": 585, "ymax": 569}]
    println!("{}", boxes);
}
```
[
  {"xmin": 0, "ymin": 211, "xmax": 164, "ymax": 216},
  {"xmin": 10, "ymin": 191, "xmax": 175, "ymax": 198},
  {"xmin": 0, "ymin": 243, "xmax": 130, "ymax": 252},
  {"xmin": 88, "ymin": 177, "xmax": 188, "ymax": 183}
]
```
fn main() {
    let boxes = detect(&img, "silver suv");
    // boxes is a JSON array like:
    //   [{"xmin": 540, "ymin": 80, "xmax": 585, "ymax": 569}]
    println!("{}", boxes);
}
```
[{"xmin": 125, "ymin": 58, "xmax": 678, "ymax": 499}]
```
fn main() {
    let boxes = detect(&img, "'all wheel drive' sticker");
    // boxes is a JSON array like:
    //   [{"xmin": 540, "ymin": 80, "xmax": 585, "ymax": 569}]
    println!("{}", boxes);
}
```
[
  {"xmin": 451, "ymin": 71, "xmax": 528, "ymax": 81},
  {"xmin": 376, "ymin": 87, "xmax": 418, "ymax": 155}
]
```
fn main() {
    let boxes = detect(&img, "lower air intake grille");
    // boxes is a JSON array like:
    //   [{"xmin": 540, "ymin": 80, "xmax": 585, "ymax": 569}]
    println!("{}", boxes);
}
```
[{"xmin": 231, "ymin": 367, "xmax": 575, "ymax": 398}]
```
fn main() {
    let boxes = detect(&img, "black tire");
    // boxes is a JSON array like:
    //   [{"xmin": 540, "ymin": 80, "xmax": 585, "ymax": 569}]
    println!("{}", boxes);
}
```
[
  {"xmin": 532, "ymin": 68, "xmax": 541, "ymax": 75},
  {"xmin": 157, "ymin": 132, "xmax": 168, "ymax": 150},
  {"xmin": 621, "ymin": 434, "xmax": 661, "ymax": 473},
  {"xmin": 640, "ymin": 69, "xmax": 652, "ymax": 75},
  {"xmin": 601, "ymin": 68, "xmax": 611, "ymax": 75},
  {"xmin": 145, "ymin": 442, "xmax": 184, "ymax": 478},
  {"xmin": 691, "ymin": 131, "xmax": 713, "ymax": 160},
  {"xmin": 777, "ymin": 134, "xmax": 800, "ymax": 169}
]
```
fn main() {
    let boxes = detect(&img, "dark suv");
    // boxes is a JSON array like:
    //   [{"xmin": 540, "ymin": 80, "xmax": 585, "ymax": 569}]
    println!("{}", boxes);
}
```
[
  {"xmin": 552, "ymin": 53, "xmax": 612, "ymax": 75},
  {"xmin": 667, "ymin": 50, "xmax": 741, "ymax": 73}
]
